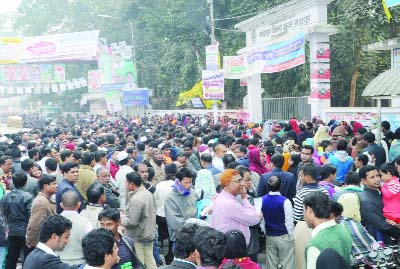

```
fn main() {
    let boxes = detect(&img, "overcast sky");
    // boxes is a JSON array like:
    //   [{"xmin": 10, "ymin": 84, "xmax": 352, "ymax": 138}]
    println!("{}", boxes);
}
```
[{"xmin": 0, "ymin": 0, "xmax": 21, "ymax": 13}]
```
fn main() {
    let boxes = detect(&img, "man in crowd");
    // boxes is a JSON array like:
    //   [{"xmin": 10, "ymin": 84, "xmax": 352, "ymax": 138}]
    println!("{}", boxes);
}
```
[
  {"xmin": 194, "ymin": 226, "xmax": 226, "ymax": 269},
  {"xmin": 80, "ymin": 182, "xmax": 107, "ymax": 229},
  {"xmin": 96, "ymin": 167, "xmax": 120, "ymax": 209},
  {"xmin": 183, "ymin": 140, "xmax": 202, "ymax": 171},
  {"xmin": 20, "ymin": 158, "xmax": 40, "ymax": 196},
  {"xmin": 56, "ymin": 162, "xmax": 84, "ymax": 214},
  {"xmin": 261, "ymin": 175, "xmax": 295, "ymax": 269},
  {"xmin": 296, "ymin": 145, "xmax": 316, "ymax": 190},
  {"xmin": 115, "ymin": 151, "xmax": 133, "ymax": 211},
  {"xmin": 293, "ymin": 164, "xmax": 329, "ymax": 223},
  {"xmin": 0, "ymin": 155, "xmax": 12, "ymax": 190},
  {"xmin": 26, "ymin": 174, "xmax": 57, "ymax": 248},
  {"xmin": 304, "ymin": 191, "xmax": 352, "ymax": 268},
  {"xmin": 359, "ymin": 165, "xmax": 400, "ymax": 244},
  {"xmin": 99, "ymin": 207, "xmax": 145, "ymax": 269},
  {"xmin": 122, "ymin": 172, "xmax": 156, "ymax": 268},
  {"xmin": 235, "ymin": 145, "xmax": 250, "ymax": 168},
  {"xmin": 361, "ymin": 132, "xmax": 387, "ymax": 167},
  {"xmin": 212, "ymin": 144, "xmax": 227, "ymax": 173},
  {"xmin": 2, "ymin": 172, "xmax": 33, "ymax": 269},
  {"xmin": 149, "ymin": 148, "xmax": 165, "ymax": 186},
  {"xmin": 23, "ymin": 215, "xmax": 76, "ymax": 269},
  {"xmin": 76, "ymin": 152, "xmax": 96, "ymax": 202},
  {"xmin": 211, "ymin": 169, "xmax": 261, "ymax": 246},
  {"xmin": 81, "ymin": 228, "xmax": 120, "ymax": 269}
]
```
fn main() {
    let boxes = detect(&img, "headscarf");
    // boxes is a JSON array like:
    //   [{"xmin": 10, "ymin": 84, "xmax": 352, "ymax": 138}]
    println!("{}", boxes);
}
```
[
  {"xmin": 351, "ymin": 121, "xmax": 363, "ymax": 134},
  {"xmin": 313, "ymin": 126, "xmax": 330, "ymax": 147},
  {"xmin": 173, "ymin": 178, "xmax": 190, "ymax": 196},
  {"xmin": 248, "ymin": 148, "xmax": 269, "ymax": 176},
  {"xmin": 289, "ymin": 119, "xmax": 300, "ymax": 134}
]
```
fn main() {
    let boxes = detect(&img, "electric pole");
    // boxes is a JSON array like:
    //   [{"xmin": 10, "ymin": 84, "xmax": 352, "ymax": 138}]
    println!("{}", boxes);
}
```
[{"xmin": 208, "ymin": 0, "xmax": 218, "ymax": 124}]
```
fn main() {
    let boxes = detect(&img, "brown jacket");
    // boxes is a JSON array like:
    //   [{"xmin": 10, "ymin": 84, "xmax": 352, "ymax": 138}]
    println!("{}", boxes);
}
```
[
  {"xmin": 76, "ymin": 165, "xmax": 96, "ymax": 201},
  {"xmin": 26, "ymin": 192, "xmax": 56, "ymax": 246}
]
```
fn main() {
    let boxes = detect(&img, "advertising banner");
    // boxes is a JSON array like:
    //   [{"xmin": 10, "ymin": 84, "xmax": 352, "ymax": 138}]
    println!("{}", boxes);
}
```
[
  {"xmin": 122, "ymin": 89, "xmax": 149, "ymax": 106},
  {"xmin": 260, "ymin": 32, "xmax": 306, "ymax": 73},
  {"xmin": 310, "ymin": 63, "xmax": 330, "ymax": 82},
  {"xmin": 206, "ymin": 44, "xmax": 219, "ymax": 70},
  {"xmin": 40, "ymin": 64, "xmax": 53, "ymax": 83},
  {"xmin": 202, "ymin": 70, "xmax": 224, "ymax": 100},
  {"xmin": 0, "ymin": 63, "xmax": 64, "ymax": 83},
  {"xmin": 191, "ymin": 97, "xmax": 205, "ymax": 108},
  {"xmin": 98, "ymin": 39, "xmax": 137, "ymax": 86},
  {"xmin": 88, "ymin": 70, "xmax": 101, "ymax": 90},
  {"xmin": 387, "ymin": 0, "xmax": 400, "ymax": 7},
  {"xmin": 0, "ymin": 37, "xmax": 21, "ymax": 64},
  {"xmin": 310, "ymin": 82, "xmax": 331, "ymax": 99},
  {"xmin": 314, "ymin": 43, "xmax": 330, "ymax": 62},
  {"xmin": 20, "ymin": 30, "xmax": 99, "ymax": 63},
  {"xmin": 223, "ymin": 55, "xmax": 247, "ymax": 79},
  {"xmin": 104, "ymin": 89, "xmax": 122, "ymax": 112}
]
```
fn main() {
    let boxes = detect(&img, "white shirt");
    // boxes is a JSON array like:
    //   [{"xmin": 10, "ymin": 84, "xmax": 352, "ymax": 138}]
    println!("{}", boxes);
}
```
[
  {"xmin": 36, "ymin": 242, "xmax": 57, "ymax": 257},
  {"xmin": 212, "ymin": 157, "xmax": 224, "ymax": 172},
  {"xmin": 268, "ymin": 191, "xmax": 294, "ymax": 235},
  {"xmin": 306, "ymin": 219, "xmax": 337, "ymax": 269},
  {"xmin": 60, "ymin": 210, "xmax": 93, "ymax": 234},
  {"xmin": 115, "ymin": 165, "xmax": 134, "ymax": 211},
  {"xmin": 83, "ymin": 265, "xmax": 104, "ymax": 269},
  {"xmin": 154, "ymin": 180, "xmax": 174, "ymax": 217},
  {"xmin": 38, "ymin": 157, "xmax": 50, "ymax": 174}
]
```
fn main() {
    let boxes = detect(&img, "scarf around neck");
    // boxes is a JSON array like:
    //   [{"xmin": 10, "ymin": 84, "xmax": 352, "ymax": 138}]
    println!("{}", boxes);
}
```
[{"xmin": 173, "ymin": 178, "xmax": 190, "ymax": 196}]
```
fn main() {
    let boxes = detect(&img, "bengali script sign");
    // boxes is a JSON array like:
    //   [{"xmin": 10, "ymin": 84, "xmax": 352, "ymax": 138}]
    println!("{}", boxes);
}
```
[
  {"xmin": 202, "ymin": 70, "xmax": 224, "ymax": 100},
  {"xmin": 122, "ymin": 89, "xmax": 149, "ymax": 106},
  {"xmin": 223, "ymin": 55, "xmax": 247, "ymax": 79},
  {"xmin": 20, "ymin": 30, "xmax": 99, "ymax": 63},
  {"xmin": 206, "ymin": 44, "xmax": 219, "ymax": 70}
]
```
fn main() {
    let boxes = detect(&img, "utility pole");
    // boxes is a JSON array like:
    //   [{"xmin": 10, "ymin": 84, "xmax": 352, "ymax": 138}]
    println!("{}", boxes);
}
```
[
  {"xmin": 128, "ymin": 21, "xmax": 138, "ymax": 88},
  {"xmin": 208, "ymin": 0, "xmax": 218, "ymax": 124}
]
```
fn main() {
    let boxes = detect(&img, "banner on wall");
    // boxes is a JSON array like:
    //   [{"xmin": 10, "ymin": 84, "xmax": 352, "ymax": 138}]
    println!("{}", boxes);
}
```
[
  {"xmin": 310, "ymin": 63, "xmax": 330, "ymax": 82},
  {"xmin": 98, "ymin": 39, "xmax": 137, "ymax": 86},
  {"xmin": 0, "ymin": 63, "xmax": 65, "ymax": 83},
  {"xmin": 223, "ymin": 32, "xmax": 305, "ymax": 79},
  {"xmin": 0, "ymin": 37, "xmax": 21, "ymax": 64},
  {"xmin": 20, "ymin": 30, "xmax": 99, "ymax": 63},
  {"xmin": 309, "ymin": 82, "xmax": 331, "ymax": 99},
  {"xmin": 104, "ymin": 89, "xmax": 122, "ymax": 112},
  {"xmin": 206, "ymin": 44, "xmax": 219, "ymax": 70},
  {"xmin": 202, "ymin": 70, "xmax": 224, "ymax": 100},
  {"xmin": 122, "ymin": 89, "xmax": 149, "ymax": 106}
]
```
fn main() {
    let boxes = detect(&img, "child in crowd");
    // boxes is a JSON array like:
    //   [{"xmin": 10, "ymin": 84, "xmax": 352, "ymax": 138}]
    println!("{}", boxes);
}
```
[{"xmin": 379, "ymin": 163, "xmax": 400, "ymax": 226}]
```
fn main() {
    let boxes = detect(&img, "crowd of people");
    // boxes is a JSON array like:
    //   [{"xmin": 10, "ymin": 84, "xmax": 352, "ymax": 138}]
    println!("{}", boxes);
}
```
[{"xmin": 0, "ymin": 113, "xmax": 399, "ymax": 269}]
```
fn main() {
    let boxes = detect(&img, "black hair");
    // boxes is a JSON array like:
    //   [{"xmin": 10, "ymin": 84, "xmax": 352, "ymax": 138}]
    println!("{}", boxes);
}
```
[
  {"xmin": 379, "ymin": 163, "xmax": 399, "ymax": 177},
  {"xmin": 28, "ymin": 148, "xmax": 39, "ymax": 159},
  {"xmin": 106, "ymin": 135, "xmax": 115, "ymax": 145},
  {"xmin": 126, "ymin": 172, "xmax": 142, "ymax": 186},
  {"xmin": 176, "ymin": 168, "xmax": 192, "ymax": 181},
  {"xmin": 39, "ymin": 215, "xmax": 72, "ymax": 243},
  {"xmin": 249, "ymin": 137, "xmax": 259, "ymax": 146},
  {"xmin": 290, "ymin": 153, "xmax": 301, "ymax": 167},
  {"xmin": 345, "ymin": 172, "xmax": 361, "ymax": 186},
  {"xmin": 330, "ymin": 200, "xmax": 343, "ymax": 218},
  {"xmin": 303, "ymin": 191, "xmax": 331, "ymax": 219},
  {"xmin": 320, "ymin": 165, "xmax": 337, "ymax": 181},
  {"xmin": 381, "ymin": 120, "xmax": 390, "ymax": 131},
  {"xmin": 21, "ymin": 158, "xmax": 34, "ymax": 172},
  {"xmin": 235, "ymin": 165, "xmax": 250, "ymax": 178},
  {"xmin": 359, "ymin": 165, "xmax": 378, "ymax": 180},
  {"xmin": 362, "ymin": 132, "xmax": 375, "ymax": 144},
  {"xmin": 95, "ymin": 150, "xmax": 107, "ymax": 162},
  {"xmin": 82, "ymin": 228, "xmax": 115, "ymax": 267},
  {"xmin": 81, "ymin": 152, "xmax": 95, "ymax": 166},
  {"xmin": 88, "ymin": 144, "xmax": 98, "ymax": 152},
  {"xmin": 356, "ymin": 154, "xmax": 369, "ymax": 166},
  {"xmin": 45, "ymin": 158, "xmax": 58, "ymax": 172},
  {"xmin": 0, "ymin": 155, "xmax": 11, "ymax": 165},
  {"xmin": 302, "ymin": 144, "xmax": 314, "ymax": 154},
  {"xmin": 223, "ymin": 154, "xmax": 236, "ymax": 167},
  {"xmin": 59, "ymin": 162, "xmax": 79, "ymax": 174},
  {"xmin": 12, "ymin": 172, "xmax": 28, "ymax": 188},
  {"xmin": 39, "ymin": 174, "xmax": 56, "ymax": 190},
  {"xmin": 175, "ymin": 223, "xmax": 199, "ymax": 259},
  {"xmin": 238, "ymin": 145, "xmax": 247, "ymax": 154},
  {"xmin": 357, "ymin": 127, "xmax": 367, "ymax": 135},
  {"xmin": 87, "ymin": 182, "xmax": 105, "ymax": 204},
  {"xmin": 60, "ymin": 150, "xmax": 73, "ymax": 162},
  {"xmin": 98, "ymin": 207, "xmax": 120, "ymax": 222},
  {"xmin": 183, "ymin": 140, "xmax": 193, "ymax": 149},
  {"xmin": 267, "ymin": 175, "xmax": 281, "ymax": 192},
  {"xmin": 194, "ymin": 226, "xmax": 226, "ymax": 267},
  {"xmin": 336, "ymin": 140, "xmax": 348, "ymax": 151},
  {"xmin": 300, "ymin": 163, "xmax": 318, "ymax": 181},
  {"xmin": 226, "ymin": 162, "xmax": 240, "ymax": 169},
  {"xmin": 147, "ymin": 166, "xmax": 155, "ymax": 181},
  {"xmin": 137, "ymin": 142, "xmax": 145, "ymax": 151},
  {"xmin": 319, "ymin": 140, "xmax": 331, "ymax": 150},
  {"xmin": 41, "ymin": 147, "xmax": 52, "ymax": 157},
  {"xmin": 200, "ymin": 153, "xmax": 213, "ymax": 163},
  {"xmin": 224, "ymin": 230, "xmax": 248, "ymax": 259},
  {"xmin": 73, "ymin": 150, "xmax": 82, "ymax": 162},
  {"xmin": 271, "ymin": 154, "xmax": 284, "ymax": 169},
  {"xmin": 164, "ymin": 163, "xmax": 177, "ymax": 180}
]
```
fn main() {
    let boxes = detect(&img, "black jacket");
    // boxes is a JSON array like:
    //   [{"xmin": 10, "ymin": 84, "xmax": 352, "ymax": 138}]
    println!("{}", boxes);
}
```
[
  {"xmin": 23, "ymin": 248, "xmax": 78, "ymax": 269},
  {"xmin": 159, "ymin": 259, "xmax": 196, "ymax": 269},
  {"xmin": 1, "ymin": 188, "xmax": 32, "ymax": 236},
  {"xmin": 257, "ymin": 168, "xmax": 296, "ymax": 203},
  {"xmin": 360, "ymin": 187, "xmax": 400, "ymax": 244}
]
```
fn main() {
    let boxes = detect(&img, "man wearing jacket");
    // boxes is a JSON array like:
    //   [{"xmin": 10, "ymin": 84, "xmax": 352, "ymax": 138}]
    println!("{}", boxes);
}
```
[{"xmin": 2, "ymin": 172, "xmax": 33, "ymax": 269}]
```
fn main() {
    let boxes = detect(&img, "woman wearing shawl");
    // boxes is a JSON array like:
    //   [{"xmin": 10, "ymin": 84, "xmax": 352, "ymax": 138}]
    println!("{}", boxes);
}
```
[
  {"xmin": 248, "ymin": 148, "xmax": 269, "ymax": 176},
  {"xmin": 289, "ymin": 118, "xmax": 301, "ymax": 134},
  {"xmin": 313, "ymin": 126, "xmax": 330, "ymax": 147}
]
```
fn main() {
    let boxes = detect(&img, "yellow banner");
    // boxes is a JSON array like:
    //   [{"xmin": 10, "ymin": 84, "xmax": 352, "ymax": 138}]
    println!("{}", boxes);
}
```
[
  {"xmin": 176, "ymin": 80, "xmax": 220, "ymax": 109},
  {"xmin": 0, "ymin": 37, "xmax": 22, "ymax": 64},
  {"xmin": 382, "ymin": 0, "xmax": 392, "ymax": 23}
]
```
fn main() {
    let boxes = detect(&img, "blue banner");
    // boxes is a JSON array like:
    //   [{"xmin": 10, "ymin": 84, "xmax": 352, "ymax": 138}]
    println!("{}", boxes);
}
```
[
  {"xmin": 387, "ymin": 0, "xmax": 400, "ymax": 7},
  {"xmin": 123, "ymin": 89, "xmax": 149, "ymax": 106}
]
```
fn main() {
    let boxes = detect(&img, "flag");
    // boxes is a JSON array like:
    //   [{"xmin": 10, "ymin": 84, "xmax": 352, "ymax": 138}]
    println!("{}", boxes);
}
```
[{"xmin": 382, "ymin": 0, "xmax": 392, "ymax": 23}]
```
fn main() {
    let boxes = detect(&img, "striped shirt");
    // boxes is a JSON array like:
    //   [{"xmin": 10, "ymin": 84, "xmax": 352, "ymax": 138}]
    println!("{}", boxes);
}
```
[
  {"xmin": 211, "ymin": 190, "xmax": 260, "ymax": 245},
  {"xmin": 381, "ymin": 177, "xmax": 400, "ymax": 221},
  {"xmin": 293, "ymin": 183, "xmax": 329, "ymax": 222}
]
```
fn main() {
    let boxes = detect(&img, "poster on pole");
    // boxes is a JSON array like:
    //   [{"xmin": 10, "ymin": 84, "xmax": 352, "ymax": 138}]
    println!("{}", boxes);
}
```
[
  {"xmin": 191, "ymin": 97, "xmax": 205, "ymax": 108},
  {"xmin": 202, "ymin": 69, "xmax": 224, "ymax": 100},
  {"xmin": 310, "ymin": 82, "xmax": 331, "ymax": 100},
  {"xmin": 206, "ymin": 44, "xmax": 219, "ymax": 70},
  {"xmin": 314, "ymin": 43, "xmax": 330, "ymax": 62},
  {"xmin": 104, "ymin": 89, "xmax": 122, "ymax": 112},
  {"xmin": 122, "ymin": 89, "xmax": 149, "ymax": 106},
  {"xmin": 223, "ymin": 55, "xmax": 247, "ymax": 79},
  {"xmin": 0, "ymin": 37, "xmax": 21, "ymax": 64},
  {"xmin": 310, "ymin": 63, "xmax": 330, "ymax": 82}
]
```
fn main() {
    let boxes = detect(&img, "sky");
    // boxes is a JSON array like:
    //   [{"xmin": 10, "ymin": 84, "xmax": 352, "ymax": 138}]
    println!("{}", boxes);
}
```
[{"xmin": 0, "ymin": 0, "xmax": 21, "ymax": 13}]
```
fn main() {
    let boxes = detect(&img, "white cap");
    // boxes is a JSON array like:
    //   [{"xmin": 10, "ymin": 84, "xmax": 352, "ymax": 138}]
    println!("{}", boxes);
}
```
[
  {"xmin": 139, "ymin": 136, "xmax": 147, "ymax": 142},
  {"xmin": 117, "ymin": 151, "xmax": 129, "ymax": 162}
]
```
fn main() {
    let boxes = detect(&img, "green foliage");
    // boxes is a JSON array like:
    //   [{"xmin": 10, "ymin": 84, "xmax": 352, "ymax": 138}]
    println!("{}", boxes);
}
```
[{"xmin": 12, "ymin": 0, "xmax": 400, "ymax": 109}]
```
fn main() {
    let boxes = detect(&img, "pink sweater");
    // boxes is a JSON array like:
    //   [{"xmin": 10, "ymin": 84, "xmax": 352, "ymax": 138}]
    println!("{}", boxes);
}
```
[{"xmin": 382, "ymin": 177, "xmax": 400, "ymax": 221}]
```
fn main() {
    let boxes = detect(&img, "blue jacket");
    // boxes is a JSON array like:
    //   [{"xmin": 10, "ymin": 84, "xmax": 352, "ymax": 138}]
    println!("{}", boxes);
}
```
[
  {"xmin": 56, "ymin": 179, "xmax": 85, "ymax": 214},
  {"xmin": 257, "ymin": 168, "xmax": 296, "ymax": 203}
]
